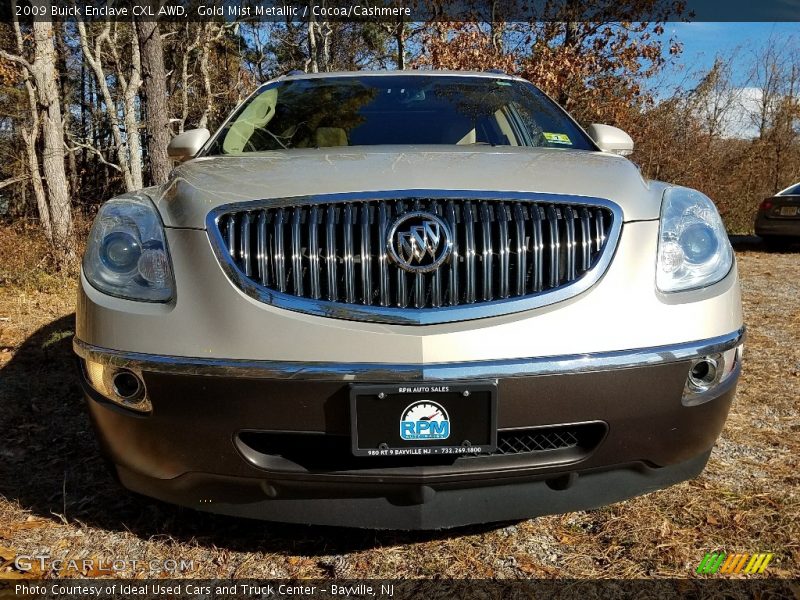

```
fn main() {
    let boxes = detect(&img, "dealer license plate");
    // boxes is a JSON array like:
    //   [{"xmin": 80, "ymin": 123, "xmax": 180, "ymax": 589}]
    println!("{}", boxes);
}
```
[{"xmin": 350, "ymin": 382, "xmax": 497, "ymax": 457}]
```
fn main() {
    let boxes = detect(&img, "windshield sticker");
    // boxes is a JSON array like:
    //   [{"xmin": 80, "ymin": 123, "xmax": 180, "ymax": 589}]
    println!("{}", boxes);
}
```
[{"xmin": 543, "ymin": 132, "xmax": 572, "ymax": 145}]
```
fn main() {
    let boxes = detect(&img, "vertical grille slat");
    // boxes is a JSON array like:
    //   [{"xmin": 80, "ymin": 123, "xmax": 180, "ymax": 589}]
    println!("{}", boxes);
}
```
[
  {"xmin": 308, "ymin": 206, "xmax": 321, "ymax": 299},
  {"xmin": 215, "ymin": 196, "xmax": 615, "ymax": 317},
  {"xmin": 291, "ymin": 207, "xmax": 303, "ymax": 296},
  {"xmin": 446, "ymin": 200, "xmax": 459, "ymax": 306},
  {"xmin": 463, "ymin": 201, "xmax": 477, "ymax": 304},
  {"xmin": 546, "ymin": 205, "xmax": 560, "ymax": 289},
  {"xmin": 497, "ymin": 203, "xmax": 510, "ymax": 299},
  {"xmin": 411, "ymin": 198, "xmax": 425, "ymax": 309},
  {"xmin": 226, "ymin": 214, "xmax": 237, "ymax": 261},
  {"xmin": 343, "ymin": 203, "xmax": 356, "ymax": 304},
  {"xmin": 378, "ymin": 202, "xmax": 390, "ymax": 306},
  {"xmin": 513, "ymin": 203, "xmax": 527, "ymax": 296},
  {"xmin": 579, "ymin": 207, "xmax": 591, "ymax": 272},
  {"xmin": 239, "ymin": 212, "xmax": 252, "ymax": 276},
  {"xmin": 480, "ymin": 202, "xmax": 494, "ymax": 302},
  {"xmin": 594, "ymin": 208, "xmax": 606, "ymax": 252},
  {"xmin": 256, "ymin": 210, "xmax": 269, "ymax": 286},
  {"xmin": 564, "ymin": 206, "xmax": 577, "ymax": 282},
  {"xmin": 273, "ymin": 208, "xmax": 286, "ymax": 292},
  {"xmin": 360, "ymin": 203, "xmax": 372, "ymax": 305},
  {"xmin": 395, "ymin": 201, "xmax": 408, "ymax": 308},
  {"xmin": 325, "ymin": 205, "xmax": 337, "ymax": 301},
  {"xmin": 531, "ymin": 206, "xmax": 544, "ymax": 292},
  {"xmin": 396, "ymin": 268, "xmax": 408, "ymax": 307},
  {"xmin": 430, "ymin": 201, "xmax": 442, "ymax": 308},
  {"xmin": 414, "ymin": 273, "xmax": 425, "ymax": 308}
]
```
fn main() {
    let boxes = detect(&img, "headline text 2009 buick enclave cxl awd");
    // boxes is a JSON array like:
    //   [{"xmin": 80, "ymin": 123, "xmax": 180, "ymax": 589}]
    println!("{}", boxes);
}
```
[{"xmin": 74, "ymin": 71, "xmax": 743, "ymax": 529}]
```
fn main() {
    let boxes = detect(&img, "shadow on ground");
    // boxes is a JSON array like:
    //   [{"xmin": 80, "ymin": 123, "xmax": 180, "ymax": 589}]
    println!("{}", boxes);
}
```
[
  {"xmin": 729, "ymin": 234, "xmax": 800, "ymax": 252},
  {"xmin": 0, "ymin": 315, "xmax": 507, "ymax": 555}
]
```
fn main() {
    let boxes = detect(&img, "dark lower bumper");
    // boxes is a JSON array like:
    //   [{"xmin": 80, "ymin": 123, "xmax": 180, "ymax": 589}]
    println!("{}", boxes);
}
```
[
  {"xmin": 76, "ymin": 336, "xmax": 741, "ymax": 528},
  {"xmin": 115, "ymin": 451, "xmax": 712, "ymax": 530}
]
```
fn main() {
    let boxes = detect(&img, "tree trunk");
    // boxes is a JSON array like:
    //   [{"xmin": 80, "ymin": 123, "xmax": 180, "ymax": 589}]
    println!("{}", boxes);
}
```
[
  {"xmin": 121, "ymin": 23, "xmax": 144, "ymax": 189},
  {"xmin": 11, "ymin": 10, "xmax": 52, "ymax": 242},
  {"xmin": 137, "ymin": 18, "xmax": 172, "ymax": 185},
  {"xmin": 23, "ymin": 126, "xmax": 52, "ymax": 243},
  {"xmin": 31, "ymin": 18, "xmax": 73, "ymax": 258},
  {"xmin": 395, "ymin": 19, "xmax": 405, "ymax": 70},
  {"xmin": 77, "ymin": 20, "xmax": 142, "ymax": 191},
  {"xmin": 307, "ymin": 9, "xmax": 319, "ymax": 73},
  {"xmin": 198, "ymin": 23, "xmax": 217, "ymax": 129}
]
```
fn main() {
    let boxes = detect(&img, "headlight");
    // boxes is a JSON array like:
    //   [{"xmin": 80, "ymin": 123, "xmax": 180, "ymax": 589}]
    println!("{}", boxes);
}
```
[
  {"xmin": 83, "ymin": 196, "xmax": 174, "ymax": 302},
  {"xmin": 656, "ymin": 187, "xmax": 733, "ymax": 293}
]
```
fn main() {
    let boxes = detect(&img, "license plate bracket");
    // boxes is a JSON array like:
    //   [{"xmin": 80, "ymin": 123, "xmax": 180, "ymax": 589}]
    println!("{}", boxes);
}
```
[{"xmin": 350, "ymin": 382, "xmax": 497, "ymax": 457}]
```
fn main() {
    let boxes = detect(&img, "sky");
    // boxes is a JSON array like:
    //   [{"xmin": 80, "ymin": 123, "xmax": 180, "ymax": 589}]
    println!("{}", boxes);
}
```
[
  {"xmin": 661, "ymin": 22, "xmax": 799, "ymax": 89},
  {"xmin": 655, "ymin": 22, "xmax": 800, "ymax": 137}
]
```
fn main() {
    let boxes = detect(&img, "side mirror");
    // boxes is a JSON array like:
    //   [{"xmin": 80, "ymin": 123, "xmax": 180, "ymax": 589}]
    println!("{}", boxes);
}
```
[
  {"xmin": 168, "ymin": 128, "xmax": 210, "ymax": 162},
  {"xmin": 587, "ymin": 124, "xmax": 634, "ymax": 156}
]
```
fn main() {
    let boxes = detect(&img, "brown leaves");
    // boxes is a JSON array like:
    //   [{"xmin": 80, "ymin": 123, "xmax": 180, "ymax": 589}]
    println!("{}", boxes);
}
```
[
  {"xmin": 0, "ymin": 545, "xmax": 43, "ymax": 579},
  {"xmin": 0, "ymin": 517, "xmax": 49, "ymax": 540},
  {"xmin": 412, "ymin": 22, "xmax": 517, "ymax": 74}
]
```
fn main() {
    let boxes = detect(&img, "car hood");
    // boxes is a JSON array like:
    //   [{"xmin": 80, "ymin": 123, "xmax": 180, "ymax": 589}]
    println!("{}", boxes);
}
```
[{"xmin": 155, "ymin": 146, "xmax": 665, "ymax": 228}]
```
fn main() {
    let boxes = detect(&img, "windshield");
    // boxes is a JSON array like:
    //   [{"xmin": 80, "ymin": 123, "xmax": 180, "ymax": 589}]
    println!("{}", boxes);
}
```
[{"xmin": 206, "ymin": 75, "xmax": 594, "ymax": 154}]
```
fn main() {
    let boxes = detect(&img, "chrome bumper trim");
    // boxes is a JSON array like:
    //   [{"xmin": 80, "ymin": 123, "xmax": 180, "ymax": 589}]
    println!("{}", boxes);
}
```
[{"xmin": 74, "ymin": 328, "xmax": 744, "ymax": 382}]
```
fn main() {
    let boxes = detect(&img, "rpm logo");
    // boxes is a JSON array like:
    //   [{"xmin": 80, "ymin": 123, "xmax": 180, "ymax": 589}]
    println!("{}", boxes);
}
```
[{"xmin": 399, "ymin": 400, "xmax": 450, "ymax": 440}]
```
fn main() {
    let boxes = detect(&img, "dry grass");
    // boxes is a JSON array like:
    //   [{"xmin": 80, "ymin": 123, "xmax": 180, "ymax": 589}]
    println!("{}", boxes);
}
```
[{"xmin": 0, "ymin": 226, "xmax": 797, "ymax": 580}]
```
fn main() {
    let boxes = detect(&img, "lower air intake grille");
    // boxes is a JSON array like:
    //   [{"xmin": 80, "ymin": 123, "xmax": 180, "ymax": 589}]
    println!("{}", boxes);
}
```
[
  {"xmin": 495, "ymin": 428, "xmax": 580, "ymax": 455},
  {"xmin": 236, "ymin": 423, "xmax": 605, "ymax": 472}
]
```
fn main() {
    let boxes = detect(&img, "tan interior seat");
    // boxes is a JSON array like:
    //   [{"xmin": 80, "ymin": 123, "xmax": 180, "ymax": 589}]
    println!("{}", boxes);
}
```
[
  {"xmin": 443, "ymin": 120, "xmax": 477, "ymax": 144},
  {"xmin": 315, "ymin": 127, "xmax": 348, "ymax": 147},
  {"xmin": 456, "ymin": 128, "xmax": 476, "ymax": 144}
]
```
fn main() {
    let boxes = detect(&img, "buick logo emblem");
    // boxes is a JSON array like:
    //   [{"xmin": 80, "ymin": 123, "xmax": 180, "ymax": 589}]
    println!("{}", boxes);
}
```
[{"xmin": 387, "ymin": 211, "xmax": 453, "ymax": 273}]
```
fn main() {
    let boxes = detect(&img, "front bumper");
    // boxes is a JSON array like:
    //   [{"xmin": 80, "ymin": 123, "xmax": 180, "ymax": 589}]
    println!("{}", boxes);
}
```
[
  {"xmin": 754, "ymin": 214, "xmax": 800, "ymax": 238},
  {"xmin": 74, "ymin": 330, "xmax": 743, "ymax": 529}
]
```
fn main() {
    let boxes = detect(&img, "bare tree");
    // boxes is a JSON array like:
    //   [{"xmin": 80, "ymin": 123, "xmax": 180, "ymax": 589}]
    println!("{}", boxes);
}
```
[
  {"xmin": 1, "ymin": 1, "xmax": 73, "ymax": 258},
  {"xmin": 182, "ymin": 28, "xmax": 200, "ymax": 131},
  {"xmin": 196, "ymin": 22, "xmax": 234, "ymax": 129},
  {"xmin": 9, "ymin": 14, "xmax": 51, "ymax": 242},
  {"xmin": 750, "ymin": 36, "xmax": 787, "ymax": 140},
  {"xmin": 305, "ymin": 1, "xmax": 332, "ymax": 73},
  {"xmin": 77, "ymin": 19, "xmax": 143, "ymax": 191}
]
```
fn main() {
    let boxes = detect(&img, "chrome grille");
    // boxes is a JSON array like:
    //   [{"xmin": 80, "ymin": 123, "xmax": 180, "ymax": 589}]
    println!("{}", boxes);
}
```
[{"xmin": 209, "ymin": 191, "xmax": 619, "ymax": 324}]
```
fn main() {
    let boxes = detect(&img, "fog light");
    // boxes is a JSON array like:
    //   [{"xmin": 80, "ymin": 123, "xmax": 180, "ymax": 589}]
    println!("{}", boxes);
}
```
[
  {"xmin": 682, "ymin": 345, "xmax": 742, "ymax": 406},
  {"xmin": 687, "ymin": 357, "xmax": 719, "ymax": 392},
  {"xmin": 82, "ymin": 359, "xmax": 151, "ymax": 413},
  {"xmin": 112, "ymin": 370, "xmax": 144, "ymax": 401}
]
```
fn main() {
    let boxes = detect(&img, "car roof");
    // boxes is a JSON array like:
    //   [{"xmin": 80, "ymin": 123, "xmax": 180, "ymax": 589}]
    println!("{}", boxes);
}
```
[
  {"xmin": 777, "ymin": 182, "xmax": 800, "ymax": 195},
  {"xmin": 273, "ymin": 69, "xmax": 527, "ymax": 84}
]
